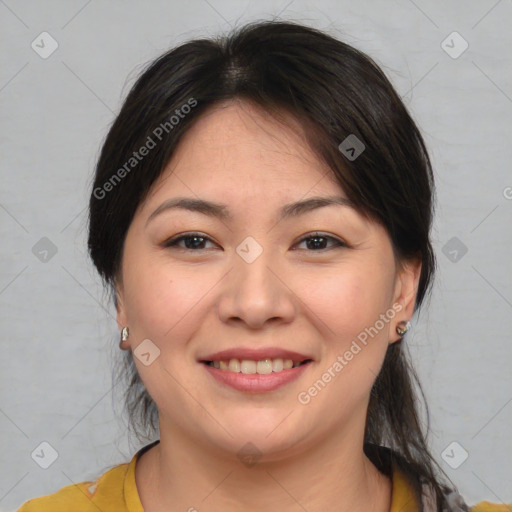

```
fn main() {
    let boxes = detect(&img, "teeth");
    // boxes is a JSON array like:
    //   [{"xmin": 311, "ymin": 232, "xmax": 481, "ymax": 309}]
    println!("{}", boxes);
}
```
[
  {"xmin": 241, "ymin": 360, "xmax": 257, "ymax": 374},
  {"xmin": 207, "ymin": 358, "xmax": 306, "ymax": 374},
  {"xmin": 257, "ymin": 359, "xmax": 273, "ymax": 374},
  {"xmin": 228, "ymin": 359, "xmax": 240, "ymax": 372},
  {"xmin": 272, "ymin": 358, "xmax": 283, "ymax": 372}
]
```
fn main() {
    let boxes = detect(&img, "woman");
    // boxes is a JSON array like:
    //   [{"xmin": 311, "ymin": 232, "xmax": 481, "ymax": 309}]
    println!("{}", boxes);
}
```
[{"xmin": 17, "ymin": 20, "xmax": 509, "ymax": 512}]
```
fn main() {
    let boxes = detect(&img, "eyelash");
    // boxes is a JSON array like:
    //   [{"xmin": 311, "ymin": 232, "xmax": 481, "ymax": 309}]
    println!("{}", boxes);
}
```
[{"xmin": 162, "ymin": 232, "xmax": 347, "ymax": 252}]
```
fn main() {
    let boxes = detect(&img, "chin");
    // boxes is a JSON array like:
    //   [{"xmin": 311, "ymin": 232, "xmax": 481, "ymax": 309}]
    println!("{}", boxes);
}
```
[
  {"xmin": 207, "ymin": 433, "xmax": 304, "ymax": 466},
  {"xmin": 205, "ymin": 414, "xmax": 308, "ymax": 457}
]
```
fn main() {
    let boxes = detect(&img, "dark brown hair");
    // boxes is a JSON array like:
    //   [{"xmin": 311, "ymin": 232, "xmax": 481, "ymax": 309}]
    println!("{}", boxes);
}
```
[{"xmin": 88, "ymin": 20, "xmax": 456, "ymax": 511}]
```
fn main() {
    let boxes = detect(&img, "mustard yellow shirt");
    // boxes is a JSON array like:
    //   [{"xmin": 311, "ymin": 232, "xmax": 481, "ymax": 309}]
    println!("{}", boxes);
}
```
[{"xmin": 16, "ymin": 441, "xmax": 510, "ymax": 512}]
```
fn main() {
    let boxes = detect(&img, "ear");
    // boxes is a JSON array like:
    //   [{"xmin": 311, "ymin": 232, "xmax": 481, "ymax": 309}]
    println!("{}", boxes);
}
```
[
  {"xmin": 390, "ymin": 257, "xmax": 422, "ymax": 343},
  {"xmin": 114, "ymin": 280, "xmax": 129, "ymax": 340}
]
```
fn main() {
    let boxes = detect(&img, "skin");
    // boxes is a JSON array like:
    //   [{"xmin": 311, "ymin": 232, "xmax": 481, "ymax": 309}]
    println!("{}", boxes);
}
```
[{"xmin": 115, "ymin": 99, "xmax": 422, "ymax": 512}]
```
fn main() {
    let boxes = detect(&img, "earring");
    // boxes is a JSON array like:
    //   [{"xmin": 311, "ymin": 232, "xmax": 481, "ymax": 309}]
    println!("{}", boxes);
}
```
[
  {"xmin": 119, "ymin": 326, "xmax": 129, "ymax": 349},
  {"xmin": 396, "ymin": 320, "xmax": 411, "ymax": 337}
]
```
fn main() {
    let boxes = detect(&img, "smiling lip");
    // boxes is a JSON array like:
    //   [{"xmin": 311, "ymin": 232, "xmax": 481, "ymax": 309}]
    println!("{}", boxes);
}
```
[
  {"xmin": 202, "ymin": 360, "xmax": 312, "ymax": 392},
  {"xmin": 198, "ymin": 347, "xmax": 313, "ymax": 363},
  {"xmin": 198, "ymin": 347, "xmax": 314, "ymax": 393}
]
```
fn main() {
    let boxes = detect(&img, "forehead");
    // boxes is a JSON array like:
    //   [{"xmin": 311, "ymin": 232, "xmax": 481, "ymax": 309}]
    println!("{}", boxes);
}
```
[{"xmin": 146, "ymin": 100, "xmax": 343, "ymax": 203}]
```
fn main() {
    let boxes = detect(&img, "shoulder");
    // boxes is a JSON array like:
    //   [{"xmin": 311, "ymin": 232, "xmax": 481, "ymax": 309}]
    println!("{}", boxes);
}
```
[
  {"xmin": 440, "ymin": 484, "xmax": 511, "ymax": 512},
  {"xmin": 469, "ymin": 502, "xmax": 512, "ymax": 512},
  {"xmin": 373, "ymin": 444, "xmax": 511, "ymax": 512},
  {"xmin": 438, "ymin": 487, "xmax": 511, "ymax": 512},
  {"xmin": 16, "ymin": 462, "xmax": 130, "ymax": 512}
]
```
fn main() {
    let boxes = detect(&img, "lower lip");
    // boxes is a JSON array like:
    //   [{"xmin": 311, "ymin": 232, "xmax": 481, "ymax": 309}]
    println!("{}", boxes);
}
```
[{"xmin": 201, "ymin": 362, "xmax": 312, "ymax": 392}]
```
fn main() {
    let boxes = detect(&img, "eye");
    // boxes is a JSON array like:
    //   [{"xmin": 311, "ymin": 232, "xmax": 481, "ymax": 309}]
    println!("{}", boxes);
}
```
[
  {"xmin": 163, "ymin": 231, "xmax": 347, "ymax": 252},
  {"xmin": 294, "ymin": 232, "xmax": 347, "ymax": 251},
  {"xmin": 163, "ymin": 232, "xmax": 218, "ymax": 251}
]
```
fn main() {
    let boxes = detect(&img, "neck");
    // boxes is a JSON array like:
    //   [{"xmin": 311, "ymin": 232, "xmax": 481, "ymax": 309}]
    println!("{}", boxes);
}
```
[{"xmin": 136, "ymin": 417, "xmax": 392, "ymax": 512}]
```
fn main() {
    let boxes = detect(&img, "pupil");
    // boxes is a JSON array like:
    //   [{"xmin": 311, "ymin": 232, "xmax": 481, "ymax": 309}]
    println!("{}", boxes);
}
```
[
  {"xmin": 186, "ymin": 236, "xmax": 204, "ymax": 249},
  {"xmin": 307, "ymin": 236, "xmax": 326, "ymax": 250}
]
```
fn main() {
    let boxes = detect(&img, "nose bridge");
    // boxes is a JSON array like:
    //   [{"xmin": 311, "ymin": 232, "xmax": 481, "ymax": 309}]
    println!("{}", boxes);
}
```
[
  {"xmin": 219, "ymin": 235, "xmax": 294, "ymax": 327},
  {"xmin": 234, "ymin": 235, "xmax": 279, "ymax": 301}
]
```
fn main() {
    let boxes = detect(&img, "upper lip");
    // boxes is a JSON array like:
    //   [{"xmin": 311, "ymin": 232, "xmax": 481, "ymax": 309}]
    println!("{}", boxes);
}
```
[{"xmin": 199, "ymin": 347, "xmax": 314, "ymax": 363}]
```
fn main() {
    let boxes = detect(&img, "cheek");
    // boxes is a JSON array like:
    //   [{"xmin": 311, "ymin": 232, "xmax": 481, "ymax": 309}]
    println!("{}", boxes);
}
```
[
  {"xmin": 294, "ymin": 268, "xmax": 392, "ymax": 417},
  {"xmin": 297, "ymin": 263, "xmax": 392, "ymax": 342},
  {"xmin": 122, "ymin": 247, "xmax": 223, "ymax": 346},
  {"xmin": 297, "ymin": 263, "xmax": 394, "ymax": 404}
]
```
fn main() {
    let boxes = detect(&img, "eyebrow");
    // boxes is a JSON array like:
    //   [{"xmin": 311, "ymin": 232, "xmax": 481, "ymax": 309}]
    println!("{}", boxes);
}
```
[{"xmin": 145, "ymin": 195, "xmax": 356, "ymax": 227}]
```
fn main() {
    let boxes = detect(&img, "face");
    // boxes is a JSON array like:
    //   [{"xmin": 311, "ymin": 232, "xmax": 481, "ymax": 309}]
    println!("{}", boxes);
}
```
[{"xmin": 116, "ymin": 99, "xmax": 421, "ymax": 461}]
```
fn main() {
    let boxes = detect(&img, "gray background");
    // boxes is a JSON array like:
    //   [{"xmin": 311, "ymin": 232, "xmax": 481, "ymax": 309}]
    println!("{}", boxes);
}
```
[{"xmin": 1, "ymin": 0, "xmax": 511, "ymax": 510}]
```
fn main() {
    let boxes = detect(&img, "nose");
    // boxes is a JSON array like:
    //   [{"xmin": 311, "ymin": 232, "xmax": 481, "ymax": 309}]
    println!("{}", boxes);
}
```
[{"xmin": 217, "ymin": 244, "xmax": 296, "ymax": 330}]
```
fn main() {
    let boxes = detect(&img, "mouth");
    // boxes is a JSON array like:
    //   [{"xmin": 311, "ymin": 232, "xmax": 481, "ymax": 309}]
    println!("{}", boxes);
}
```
[
  {"xmin": 200, "ymin": 357, "xmax": 314, "ymax": 392},
  {"xmin": 200, "ymin": 358, "xmax": 313, "ymax": 374}
]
